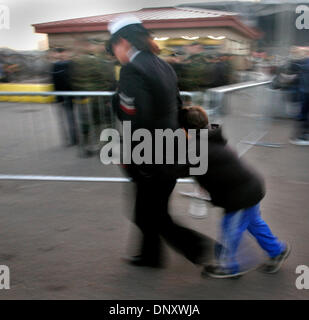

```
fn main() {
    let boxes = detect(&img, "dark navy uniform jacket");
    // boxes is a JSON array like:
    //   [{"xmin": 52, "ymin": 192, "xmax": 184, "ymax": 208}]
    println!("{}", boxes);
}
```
[
  {"xmin": 113, "ymin": 51, "xmax": 183, "ymax": 179},
  {"xmin": 168, "ymin": 125, "xmax": 266, "ymax": 213},
  {"xmin": 114, "ymin": 51, "xmax": 182, "ymax": 132}
]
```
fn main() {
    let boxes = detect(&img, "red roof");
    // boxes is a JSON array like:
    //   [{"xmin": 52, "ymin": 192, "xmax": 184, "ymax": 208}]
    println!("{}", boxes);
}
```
[{"xmin": 33, "ymin": 7, "xmax": 261, "ymax": 39}]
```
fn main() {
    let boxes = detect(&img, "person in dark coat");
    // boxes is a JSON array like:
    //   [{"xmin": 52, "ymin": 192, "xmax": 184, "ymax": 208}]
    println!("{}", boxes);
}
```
[
  {"xmin": 107, "ymin": 16, "xmax": 217, "ymax": 268},
  {"xmin": 289, "ymin": 56, "xmax": 309, "ymax": 145},
  {"xmin": 51, "ymin": 48, "xmax": 78, "ymax": 146},
  {"xmin": 178, "ymin": 106, "xmax": 291, "ymax": 278}
]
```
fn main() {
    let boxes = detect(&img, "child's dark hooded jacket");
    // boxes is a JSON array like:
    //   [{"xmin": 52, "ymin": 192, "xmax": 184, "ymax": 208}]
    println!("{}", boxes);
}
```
[
  {"xmin": 172, "ymin": 125, "xmax": 266, "ymax": 213},
  {"xmin": 196, "ymin": 126, "xmax": 265, "ymax": 212}
]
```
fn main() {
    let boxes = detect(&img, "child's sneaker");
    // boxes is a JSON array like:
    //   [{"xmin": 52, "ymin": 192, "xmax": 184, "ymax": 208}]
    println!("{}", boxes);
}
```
[
  {"xmin": 259, "ymin": 242, "xmax": 291, "ymax": 274},
  {"xmin": 201, "ymin": 264, "xmax": 248, "ymax": 279},
  {"xmin": 289, "ymin": 135, "xmax": 309, "ymax": 146}
]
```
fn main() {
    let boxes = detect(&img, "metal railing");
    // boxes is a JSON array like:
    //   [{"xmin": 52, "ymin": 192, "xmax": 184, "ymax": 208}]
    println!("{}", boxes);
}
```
[
  {"xmin": 0, "ymin": 80, "xmax": 281, "ymax": 184},
  {"xmin": 206, "ymin": 80, "xmax": 272, "ymax": 113},
  {"xmin": 204, "ymin": 79, "xmax": 286, "ymax": 150},
  {"xmin": 0, "ymin": 90, "xmax": 195, "ymax": 183}
]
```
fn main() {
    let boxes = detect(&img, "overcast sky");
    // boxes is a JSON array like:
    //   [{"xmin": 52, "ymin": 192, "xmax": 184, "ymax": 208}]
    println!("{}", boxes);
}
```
[{"xmin": 0, "ymin": 0, "xmax": 256, "ymax": 50}]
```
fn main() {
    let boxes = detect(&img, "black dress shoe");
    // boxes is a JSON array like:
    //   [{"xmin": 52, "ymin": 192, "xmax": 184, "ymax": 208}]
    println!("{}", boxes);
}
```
[{"xmin": 123, "ymin": 255, "xmax": 164, "ymax": 268}]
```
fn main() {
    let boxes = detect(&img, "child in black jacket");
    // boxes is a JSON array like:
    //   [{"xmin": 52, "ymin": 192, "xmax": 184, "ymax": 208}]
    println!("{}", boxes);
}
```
[{"xmin": 180, "ymin": 106, "xmax": 291, "ymax": 278}]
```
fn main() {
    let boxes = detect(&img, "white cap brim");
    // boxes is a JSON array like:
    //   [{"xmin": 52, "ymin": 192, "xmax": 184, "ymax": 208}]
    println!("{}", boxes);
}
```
[{"xmin": 108, "ymin": 15, "xmax": 142, "ymax": 35}]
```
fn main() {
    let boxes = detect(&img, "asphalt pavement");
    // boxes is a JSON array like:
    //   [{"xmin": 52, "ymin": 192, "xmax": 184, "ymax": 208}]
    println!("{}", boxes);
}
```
[{"xmin": 0, "ymin": 98, "xmax": 308, "ymax": 300}]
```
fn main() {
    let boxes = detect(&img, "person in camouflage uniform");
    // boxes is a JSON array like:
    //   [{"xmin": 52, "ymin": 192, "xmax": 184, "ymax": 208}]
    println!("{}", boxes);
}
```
[
  {"xmin": 161, "ymin": 44, "xmax": 212, "ymax": 105},
  {"xmin": 163, "ymin": 44, "xmax": 235, "ymax": 107},
  {"xmin": 71, "ymin": 38, "xmax": 116, "ymax": 91},
  {"xmin": 173, "ymin": 43, "xmax": 215, "ymax": 106},
  {"xmin": 71, "ymin": 38, "xmax": 117, "ymax": 156},
  {"xmin": 180, "ymin": 43, "xmax": 208, "ymax": 91},
  {"xmin": 176, "ymin": 44, "xmax": 216, "ymax": 94}
]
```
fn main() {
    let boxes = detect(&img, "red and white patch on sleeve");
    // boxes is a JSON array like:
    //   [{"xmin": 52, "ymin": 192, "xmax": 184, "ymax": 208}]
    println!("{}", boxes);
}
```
[{"xmin": 119, "ymin": 92, "xmax": 136, "ymax": 115}]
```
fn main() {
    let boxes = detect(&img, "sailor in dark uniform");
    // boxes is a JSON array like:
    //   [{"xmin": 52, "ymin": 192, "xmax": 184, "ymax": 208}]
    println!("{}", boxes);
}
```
[{"xmin": 108, "ymin": 16, "xmax": 215, "ymax": 268}]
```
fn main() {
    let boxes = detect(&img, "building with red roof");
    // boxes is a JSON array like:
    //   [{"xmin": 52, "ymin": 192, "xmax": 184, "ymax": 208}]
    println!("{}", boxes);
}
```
[{"xmin": 33, "ymin": 6, "xmax": 261, "ymax": 55}]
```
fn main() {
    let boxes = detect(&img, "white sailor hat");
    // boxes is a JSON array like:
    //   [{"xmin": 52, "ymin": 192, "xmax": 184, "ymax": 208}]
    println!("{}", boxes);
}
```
[{"xmin": 108, "ymin": 15, "xmax": 142, "ymax": 35}]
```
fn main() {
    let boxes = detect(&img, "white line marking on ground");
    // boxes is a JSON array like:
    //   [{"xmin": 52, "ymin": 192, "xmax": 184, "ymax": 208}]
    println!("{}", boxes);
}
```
[{"xmin": 237, "ymin": 131, "xmax": 268, "ymax": 157}]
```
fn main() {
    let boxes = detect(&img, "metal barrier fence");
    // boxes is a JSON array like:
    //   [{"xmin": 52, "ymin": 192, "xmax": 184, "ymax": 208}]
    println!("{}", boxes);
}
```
[
  {"xmin": 203, "ymin": 80, "xmax": 287, "ymax": 152},
  {"xmin": 185, "ymin": 80, "xmax": 285, "ymax": 153},
  {"xmin": 207, "ymin": 80, "xmax": 272, "ymax": 113},
  {"xmin": 0, "ymin": 90, "xmax": 193, "ymax": 157},
  {"xmin": 0, "ymin": 80, "xmax": 280, "ymax": 183}
]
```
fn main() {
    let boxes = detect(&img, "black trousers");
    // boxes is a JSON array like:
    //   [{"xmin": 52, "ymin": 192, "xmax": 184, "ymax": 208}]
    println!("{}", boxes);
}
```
[
  {"xmin": 134, "ymin": 176, "xmax": 216, "ymax": 264},
  {"xmin": 63, "ymin": 97, "xmax": 78, "ymax": 145}
]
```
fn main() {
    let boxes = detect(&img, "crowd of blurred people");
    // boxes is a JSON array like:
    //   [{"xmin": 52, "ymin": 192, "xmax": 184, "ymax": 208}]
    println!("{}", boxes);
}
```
[
  {"xmin": 0, "ymin": 49, "xmax": 50, "ymax": 83},
  {"xmin": 0, "ymin": 59, "xmax": 20, "ymax": 83},
  {"xmin": 49, "ymin": 39, "xmax": 239, "ymax": 156},
  {"xmin": 161, "ymin": 42, "xmax": 234, "ymax": 91},
  {"xmin": 2, "ymin": 39, "xmax": 308, "ymax": 150},
  {"xmin": 270, "ymin": 47, "xmax": 309, "ymax": 145},
  {"xmin": 49, "ymin": 38, "xmax": 117, "ymax": 156}
]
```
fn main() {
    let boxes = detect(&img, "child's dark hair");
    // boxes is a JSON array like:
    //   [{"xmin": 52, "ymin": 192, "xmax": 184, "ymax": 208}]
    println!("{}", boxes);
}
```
[
  {"xmin": 180, "ymin": 106, "xmax": 209, "ymax": 131},
  {"xmin": 107, "ymin": 24, "xmax": 160, "ymax": 55}
]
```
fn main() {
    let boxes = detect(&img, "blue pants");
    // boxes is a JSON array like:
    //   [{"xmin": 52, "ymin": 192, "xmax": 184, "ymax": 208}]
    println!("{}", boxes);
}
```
[{"xmin": 219, "ymin": 203, "xmax": 284, "ymax": 273}]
